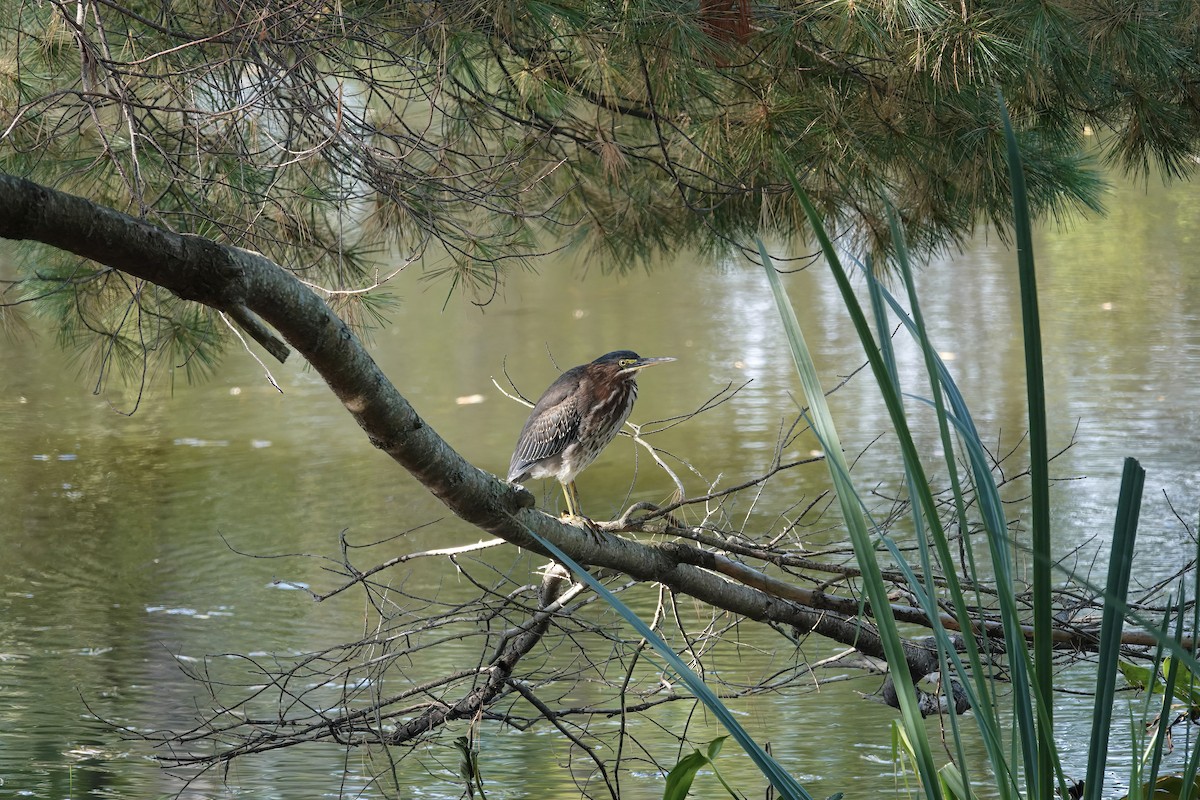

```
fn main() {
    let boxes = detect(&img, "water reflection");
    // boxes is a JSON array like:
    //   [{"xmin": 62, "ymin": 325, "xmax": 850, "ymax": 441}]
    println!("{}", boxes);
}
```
[{"xmin": 1, "ymin": 169, "xmax": 1198, "ymax": 798}]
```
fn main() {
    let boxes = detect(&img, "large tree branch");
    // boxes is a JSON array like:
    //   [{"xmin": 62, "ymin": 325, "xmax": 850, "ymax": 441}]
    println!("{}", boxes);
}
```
[
  {"xmin": 0, "ymin": 176, "xmax": 733, "ymax": 557},
  {"xmin": 1, "ymin": 176, "xmax": 292, "ymax": 361},
  {"xmin": 0, "ymin": 173, "xmax": 924, "ymax": 651},
  {"xmin": 0, "ymin": 174, "xmax": 1176, "ymax": 697}
]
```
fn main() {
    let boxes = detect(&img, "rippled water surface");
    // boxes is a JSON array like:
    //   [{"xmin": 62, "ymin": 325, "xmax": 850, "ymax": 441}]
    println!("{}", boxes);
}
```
[{"xmin": 1, "ymin": 170, "xmax": 1198, "ymax": 798}]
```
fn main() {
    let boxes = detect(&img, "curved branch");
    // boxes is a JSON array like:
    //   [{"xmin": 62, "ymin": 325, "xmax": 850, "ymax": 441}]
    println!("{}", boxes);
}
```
[{"xmin": 2, "ymin": 174, "xmax": 1181, "ymax": 708}]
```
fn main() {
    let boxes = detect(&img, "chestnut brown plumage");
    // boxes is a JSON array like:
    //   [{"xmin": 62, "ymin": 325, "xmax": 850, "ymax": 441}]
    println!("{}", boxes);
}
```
[{"xmin": 507, "ymin": 350, "xmax": 674, "ymax": 517}]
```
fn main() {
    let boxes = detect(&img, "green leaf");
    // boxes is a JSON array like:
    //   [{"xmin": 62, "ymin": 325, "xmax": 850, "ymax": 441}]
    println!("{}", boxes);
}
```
[
  {"xmin": 1119, "ymin": 660, "xmax": 1159, "ymax": 692},
  {"xmin": 1120, "ymin": 775, "xmax": 1200, "ymax": 800},
  {"xmin": 663, "ymin": 750, "xmax": 711, "ymax": 800},
  {"xmin": 707, "ymin": 736, "xmax": 728, "ymax": 760},
  {"xmin": 1119, "ymin": 657, "xmax": 1200, "ymax": 708},
  {"xmin": 937, "ymin": 762, "xmax": 975, "ymax": 800}
]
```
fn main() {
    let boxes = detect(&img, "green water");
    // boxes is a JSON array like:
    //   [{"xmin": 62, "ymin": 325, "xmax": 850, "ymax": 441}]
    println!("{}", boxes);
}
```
[{"xmin": 1, "ymin": 170, "xmax": 1198, "ymax": 798}]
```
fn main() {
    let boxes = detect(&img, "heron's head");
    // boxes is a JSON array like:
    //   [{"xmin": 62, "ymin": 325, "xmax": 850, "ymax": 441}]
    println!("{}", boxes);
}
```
[{"xmin": 591, "ymin": 350, "xmax": 676, "ymax": 379}]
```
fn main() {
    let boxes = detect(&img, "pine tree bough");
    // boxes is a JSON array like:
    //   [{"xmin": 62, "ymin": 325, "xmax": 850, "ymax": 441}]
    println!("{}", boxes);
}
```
[{"xmin": 0, "ymin": 175, "xmax": 290, "ymax": 361}]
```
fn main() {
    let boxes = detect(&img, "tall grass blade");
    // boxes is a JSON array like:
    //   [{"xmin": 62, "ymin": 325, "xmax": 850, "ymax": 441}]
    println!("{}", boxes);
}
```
[
  {"xmin": 774, "ymin": 165, "xmax": 1044, "ymax": 799},
  {"xmin": 1176, "ymin": 534, "xmax": 1200, "ymax": 800},
  {"xmin": 1145, "ymin": 595, "xmax": 1187, "ymax": 791},
  {"xmin": 1183, "ymin": 524, "xmax": 1200, "ymax": 799},
  {"xmin": 863, "ymin": 247, "xmax": 984, "ymax": 796},
  {"xmin": 758, "ymin": 236, "xmax": 942, "ymax": 799},
  {"xmin": 521, "ymin": 527, "xmax": 812, "ymax": 800},
  {"xmin": 851, "ymin": 250, "xmax": 1059, "ymax": 797},
  {"xmin": 1082, "ymin": 456, "xmax": 1145, "ymax": 800},
  {"xmin": 871, "ymin": 216, "xmax": 992, "ymax": 798},
  {"xmin": 998, "ymin": 90, "xmax": 1056, "ymax": 799}
]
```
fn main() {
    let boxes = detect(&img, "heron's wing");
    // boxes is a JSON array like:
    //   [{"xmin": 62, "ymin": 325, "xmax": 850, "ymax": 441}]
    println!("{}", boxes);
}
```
[{"xmin": 507, "ymin": 369, "xmax": 584, "ymax": 481}]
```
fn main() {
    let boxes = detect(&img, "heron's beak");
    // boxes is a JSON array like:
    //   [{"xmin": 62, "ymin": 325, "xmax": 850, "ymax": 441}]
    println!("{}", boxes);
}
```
[{"xmin": 627, "ymin": 356, "xmax": 676, "ymax": 372}]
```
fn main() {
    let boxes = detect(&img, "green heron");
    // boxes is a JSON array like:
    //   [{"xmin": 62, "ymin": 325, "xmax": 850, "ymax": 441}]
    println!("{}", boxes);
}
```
[{"xmin": 507, "ymin": 350, "xmax": 675, "ymax": 518}]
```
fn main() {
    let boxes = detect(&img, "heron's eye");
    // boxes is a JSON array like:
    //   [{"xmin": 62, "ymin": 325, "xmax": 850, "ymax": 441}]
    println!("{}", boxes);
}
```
[{"xmin": 620, "ymin": 359, "xmax": 635, "ymax": 367}]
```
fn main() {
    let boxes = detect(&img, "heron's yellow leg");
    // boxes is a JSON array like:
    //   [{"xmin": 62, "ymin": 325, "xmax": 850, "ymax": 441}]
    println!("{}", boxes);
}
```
[{"xmin": 561, "ymin": 481, "xmax": 582, "ymax": 518}]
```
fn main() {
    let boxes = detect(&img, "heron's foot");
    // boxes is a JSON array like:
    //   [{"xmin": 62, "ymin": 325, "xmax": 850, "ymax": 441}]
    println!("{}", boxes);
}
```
[{"xmin": 558, "ymin": 512, "xmax": 609, "ymax": 542}]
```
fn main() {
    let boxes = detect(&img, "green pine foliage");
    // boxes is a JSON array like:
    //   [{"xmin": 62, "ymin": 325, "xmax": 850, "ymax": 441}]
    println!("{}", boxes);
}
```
[{"xmin": 2, "ymin": 1, "xmax": 1199, "ymax": 384}]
